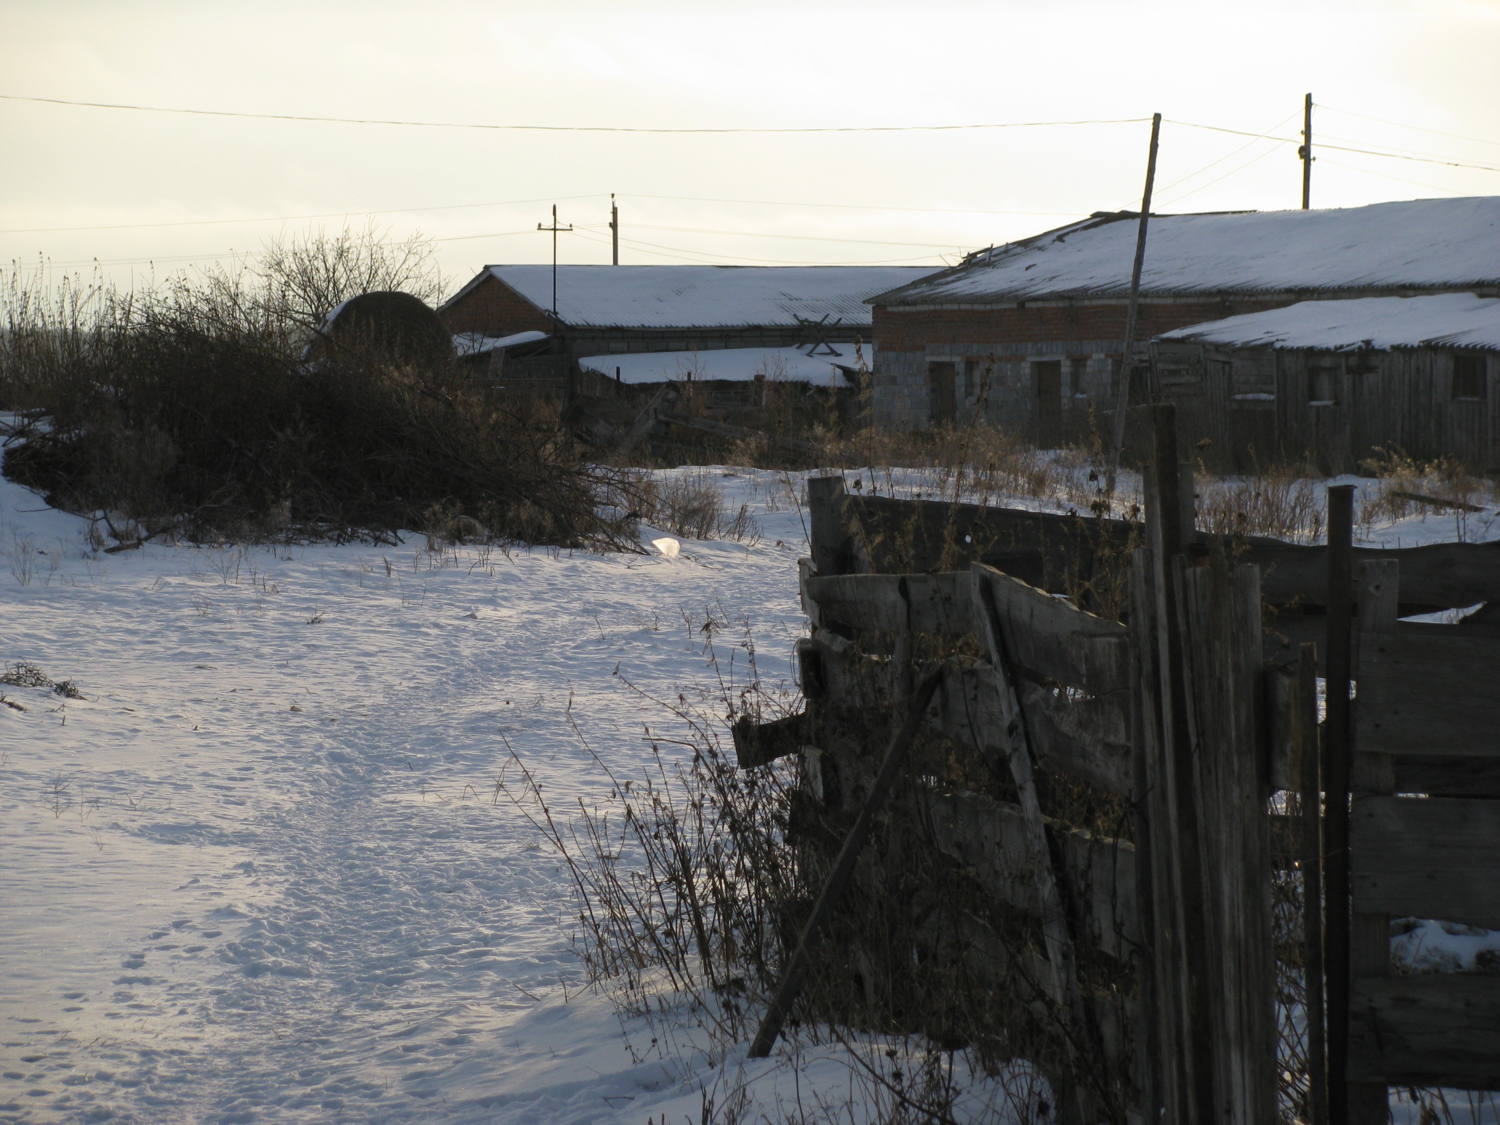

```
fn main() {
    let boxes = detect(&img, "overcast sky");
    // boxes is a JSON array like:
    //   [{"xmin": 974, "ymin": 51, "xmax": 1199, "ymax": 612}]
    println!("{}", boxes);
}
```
[{"xmin": 4, "ymin": 0, "xmax": 1500, "ymax": 297}]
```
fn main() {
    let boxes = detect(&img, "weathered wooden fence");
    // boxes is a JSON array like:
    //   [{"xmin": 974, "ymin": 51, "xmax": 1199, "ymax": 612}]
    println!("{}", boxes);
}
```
[{"xmin": 735, "ymin": 404, "xmax": 1500, "ymax": 1123}]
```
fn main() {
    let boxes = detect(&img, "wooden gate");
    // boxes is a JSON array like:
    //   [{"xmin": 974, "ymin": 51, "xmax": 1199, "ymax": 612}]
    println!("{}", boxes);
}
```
[{"xmin": 735, "ymin": 405, "xmax": 1500, "ymax": 1122}]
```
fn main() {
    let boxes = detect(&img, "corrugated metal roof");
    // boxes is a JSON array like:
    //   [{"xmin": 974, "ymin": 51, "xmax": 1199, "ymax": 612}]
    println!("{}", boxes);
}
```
[
  {"xmin": 873, "ymin": 197, "xmax": 1500, "ymax": 306},
  {"xmin": 1157, "ymin": 293, "xmax": 1500, "ymax": 352},
  {"xmin": 451, "ymin": 265, "xmax": 934, "ymax": 329}
]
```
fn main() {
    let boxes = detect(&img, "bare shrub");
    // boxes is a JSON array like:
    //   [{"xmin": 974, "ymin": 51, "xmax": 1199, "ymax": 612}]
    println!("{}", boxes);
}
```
[
  {"xmin": 635, "ymin": 470, "xmax": 761, "ymax": 543},
  {"xmin": 1357, "ymin": 447, "xmax": 1498, "ymax": 540},
  {"xmin": 1194, "ymin": 464, "xmax": 1326, "ymax": 544},
  {"xmin": 1, "ymin": 255, "xmax": 637, "ymax": 549}
]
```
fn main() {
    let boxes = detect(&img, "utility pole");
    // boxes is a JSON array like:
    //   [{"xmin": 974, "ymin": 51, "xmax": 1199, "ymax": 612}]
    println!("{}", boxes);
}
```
[
  {"xmin": 610, "ymin": 194, "xmax": 619, "ymax": 266},
  {"xmin": 537, "ymin": 204, "xmax": 573, "ymax": 322},
  {"xmin": 1300, "ymin": 93, "xmax": 1314, "ymax": 210},
  {"xmin": 1104, "ymin": 112, "xmax": 1162, "ymax": 499}
]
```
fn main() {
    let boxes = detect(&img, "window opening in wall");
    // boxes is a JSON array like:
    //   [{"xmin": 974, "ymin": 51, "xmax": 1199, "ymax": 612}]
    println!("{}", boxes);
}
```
[
  {"xmin": 962, "ymin": 358, "xmax": 980, "ymax": 402},
  {"xmin": 1033, "ymin": 359, "xmax": 1062, "ymax": 448},
  {"xmin": 1067, "ymin": 355, "xmax": 1089, "ymax": 396},
  {"xmin": 1453, "ymin": 353, "xmax": 1488, "ymax": 401},
  {"xmin": 927, "ymin": 361, "xmax": 957, "ymax": 425},
  {"xmin": 1308, "ymin": 357, "xmax": 1340, "ymax": 406}
]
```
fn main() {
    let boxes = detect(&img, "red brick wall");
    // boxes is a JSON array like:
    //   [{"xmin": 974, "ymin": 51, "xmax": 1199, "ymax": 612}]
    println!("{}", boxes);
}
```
[
  {"xmin": 872, "ymin": 297, "xmax": 1296, "ymax": 352},
  {"xmin": 440, "ymin": 274, "xmax": 554, "ymax": 336}
]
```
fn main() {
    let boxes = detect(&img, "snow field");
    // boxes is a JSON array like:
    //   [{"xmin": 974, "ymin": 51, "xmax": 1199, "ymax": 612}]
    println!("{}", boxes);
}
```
[{"xmin": 3, "ymin": 452, "xmax": 1499, "ymax": 1124}]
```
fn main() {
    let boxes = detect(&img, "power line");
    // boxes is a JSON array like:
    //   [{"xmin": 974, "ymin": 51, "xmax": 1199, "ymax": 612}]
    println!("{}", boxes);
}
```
[
  {"xmin": 0, "ymin": 193, "xmax": 604, "ymax": 235},
  {"xmin": 1318, "ymin": 105, "xmax": 1500, "ymax": 151},
  {"xmin": 572, "ymin": 227, "xmax": 951, "ymax": 267},
  {"xmin": 628, "ymin": 193, "xmax": 1085, "ymax": 218},
  {"xmin": 0, "ymin": 193, "xmax": 1086, "ymax": 238},
  {"xmin": 1156, "ymin": 139, "xmax": 1285, "ymax": 207},
  {"xmin": 0, "ymin": 93, "xmax": 1150, "ymax": 134},
  {"xmin": 1166, "ymin": 119, "xmax": 1500, "ymax": 173},
  {"xmin": 1316, "ymin": 157, "xmax": 1465, "ymax": 197},
  {"xmin": 628, "ymin": 222, "xmax": 976, "ymax": 249}
]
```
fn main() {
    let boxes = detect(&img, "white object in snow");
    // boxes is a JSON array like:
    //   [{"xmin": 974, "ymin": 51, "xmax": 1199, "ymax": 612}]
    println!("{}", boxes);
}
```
[
  {"xmin": 580, "ymin": 346, "xmax": 856, "ymax": 386},
  {"xmin": 651, "ymin": 536, "xmax": 681, "ymax": 557}
]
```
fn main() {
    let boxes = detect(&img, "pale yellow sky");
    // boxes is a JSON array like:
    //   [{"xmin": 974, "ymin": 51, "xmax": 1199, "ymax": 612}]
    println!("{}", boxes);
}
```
[{"xmin": 3, "ymin": 0, "xmax": 1500, "ymax": 295}]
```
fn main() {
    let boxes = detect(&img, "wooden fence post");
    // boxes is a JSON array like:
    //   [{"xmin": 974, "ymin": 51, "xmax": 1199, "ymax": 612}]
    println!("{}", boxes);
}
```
[
  {"xmin": 1324, "ymin": 484, "xmax": 1355, "ymax": 1125},
  {"xmin": 1146, "ymin": 403, "xmax": 1217, "ymax": 1123},
  {"xmin": 1180, "ymin": 561, "xmax": 1278, "ymax": 1124},
  {"xmin": 1129, "ymin": 546, "xmax": 1177, "ymax": 1121},
  {"xmin": 807, "ymin": 476, "xmax": 849, "ymax": 577},
  {"xmin": 1347, "ymin": 560, "xmax": 1398, "ymax": 1124},
  {"xmin": 1299, "ymin": 641, "xmax": 1329, "ymax": 1125}
]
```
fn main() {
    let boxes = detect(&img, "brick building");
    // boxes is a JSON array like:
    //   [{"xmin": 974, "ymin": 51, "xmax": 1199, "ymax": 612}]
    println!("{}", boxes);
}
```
[
  {"xmin": 440, "ymin": 264, "xmax": 932, "ymax": 359},
  {"xmin": 867, "ymin": 197, "xmax": 1500, "ymax": 445}
]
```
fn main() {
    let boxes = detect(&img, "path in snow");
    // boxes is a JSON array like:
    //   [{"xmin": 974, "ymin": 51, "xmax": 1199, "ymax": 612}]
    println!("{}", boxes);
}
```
[{"xmin": 1, "ymin": 470, "xmax": 810, "ymax": 1124}]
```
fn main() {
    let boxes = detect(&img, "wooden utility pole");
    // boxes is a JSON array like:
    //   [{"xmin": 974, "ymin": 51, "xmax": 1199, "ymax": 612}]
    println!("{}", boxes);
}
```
[
  {"xmin": 610, "ymin": 194, "xmax": 619, "ymax": 265},
  {"xmin": 537, "ymin": 204, "xmax": 573, "ymax": 322},
  {"xmin": 1103, "ymin": 112, "xmax": 1162, "ymax": 498},
  {"xmin": 1300, "ymin": 93, "xmax": 1314, "ymax": 210}
]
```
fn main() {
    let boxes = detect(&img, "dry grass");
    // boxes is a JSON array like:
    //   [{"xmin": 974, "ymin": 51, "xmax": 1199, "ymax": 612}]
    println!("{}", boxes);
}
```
[{"xmin": 1357, "ymin": 448, "xmax": 1500, "ymax": 541}]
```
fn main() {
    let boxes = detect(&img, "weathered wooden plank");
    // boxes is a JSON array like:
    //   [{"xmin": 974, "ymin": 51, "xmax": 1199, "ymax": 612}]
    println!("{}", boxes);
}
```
[
  {"xmin": 1356, "ymin": 628, "xmax": 1500, "ymax": 756},
  {"xmin": 1347, "ymin": 975, "xmax": 1500, "ymax": 1089},
  {"xmin": 917, "ymin": 664, "xmax": 1132, "ymax": 794},
  {"xmin": 1180, "ymin": 561, "xmax": 1278, "ymax": 1125},
  {"xmin": 847, "ymin": 493, "xmax": 1135, "ymax": 578},
  {"xmin": 1016, "ymin": 680, "xmax": 1133, "ymax": 795},
  {"xmin": 919, "ymin": 787, "xmax": 1139, "ymax": 961},
  {"xmin": 731, "ymin": 711, "xmax": 807, "ymax": 769},
  {"xmin": 802, "ymin": 572, "xmax": 972, "ymax": 639},
  {"xmin": 1247, "ymin": 539, "xmax": 1500, "ymax": 612},
  {"xmin": 1351, "ymin": 795, "xmax": 1500, "ymax": 929},
  {"xmin": 1266, "ymin": 664, "xmax": 1298, "ymax": 792},
  {"xmin": 1393, "ymin": 753, "xmax": 1500, "ymax": 797},
  {"xmin": 972, "ymin": 563, "xmax": 1130, "ymax": 694}
]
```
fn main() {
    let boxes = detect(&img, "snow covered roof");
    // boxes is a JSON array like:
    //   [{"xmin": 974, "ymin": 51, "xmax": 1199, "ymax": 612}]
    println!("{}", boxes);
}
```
[
  {"xmin": 453, "ymin": 330, "xmax": 548, "ymax": 357},
  {"xmin": 442, "ymin": 265, "xmax": 934, "ymax": 329},
  {"xmin": 873, "ymin": 197, "xmax": 1500, "ymax": 306},
  {"xmin": 578, "ymin": 346, "xmax": 859, "ymax": 386},
  {"xmin": 1157, "ymin": 293, "xmax": 1500, "ymax": 352}
]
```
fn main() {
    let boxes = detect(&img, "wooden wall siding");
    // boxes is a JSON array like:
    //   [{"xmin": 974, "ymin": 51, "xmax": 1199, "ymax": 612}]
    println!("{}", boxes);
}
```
[{"xmin": 1150, "ymin": 344, "xmax": 1500, "ymax": 470}]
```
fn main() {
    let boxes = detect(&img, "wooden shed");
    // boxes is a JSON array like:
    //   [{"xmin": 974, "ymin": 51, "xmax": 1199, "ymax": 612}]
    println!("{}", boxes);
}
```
[{"xmin": 1150, "ymin": 293, "xmax": 1500, "ymax": 473}]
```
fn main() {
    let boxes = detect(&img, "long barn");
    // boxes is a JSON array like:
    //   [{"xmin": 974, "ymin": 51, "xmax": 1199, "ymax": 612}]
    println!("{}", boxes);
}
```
[{"xmin": 866, "ymin": 197, "xmax": 1500, "ymax": 451}]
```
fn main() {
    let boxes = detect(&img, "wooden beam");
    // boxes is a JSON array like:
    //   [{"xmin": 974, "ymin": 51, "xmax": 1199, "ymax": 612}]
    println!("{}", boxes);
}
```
[
  {"xmin": 731, "ymin": 711, "xmax": 807, "ymax": 769},
  {"xmin": 972, "ymin": 564, "xmax": 1130, "ymax": 694},
  {"xmin": 1347, "ymin": 975, "xmax": 1500, "ymax": 1089},
  {"xmin": 1351, "ymin": 795, "xmax": 1500, "ymax": 929},
  {"xmin": 1355, "ymin": 627, "xmax": 1500, "ymax": 756},
  {"xmin": 1247, "ymin": 539, "xmax": 1500, "ymax": 612}
]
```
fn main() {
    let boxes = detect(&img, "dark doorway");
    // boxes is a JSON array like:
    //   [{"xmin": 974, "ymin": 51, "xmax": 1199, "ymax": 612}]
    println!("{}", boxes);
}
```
[
  {"xmin": 928, "ymin": 361, "xmax": 956, "ymax": 426},
  {"xmin": 1034, "ymin": 360, "xmax": 1062, "ymax": 447}
]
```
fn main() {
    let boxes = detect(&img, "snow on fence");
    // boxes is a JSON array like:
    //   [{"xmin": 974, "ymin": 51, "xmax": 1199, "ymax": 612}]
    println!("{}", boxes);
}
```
[{"xmin": 734, "ymin": 406, "xmax": 1500, "ymax": 1124}]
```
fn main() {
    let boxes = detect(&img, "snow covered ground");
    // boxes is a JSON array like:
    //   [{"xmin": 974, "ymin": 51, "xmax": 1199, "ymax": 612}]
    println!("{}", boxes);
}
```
[{"xmin": 2, "ymin": 453, "xmax": 1498, "ymax": 1124}]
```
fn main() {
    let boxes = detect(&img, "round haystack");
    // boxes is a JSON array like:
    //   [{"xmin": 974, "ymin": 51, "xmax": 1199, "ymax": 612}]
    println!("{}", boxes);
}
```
[{"xmin": 317, "ymin": 291, "xmax": 452, "ymax": 366}]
